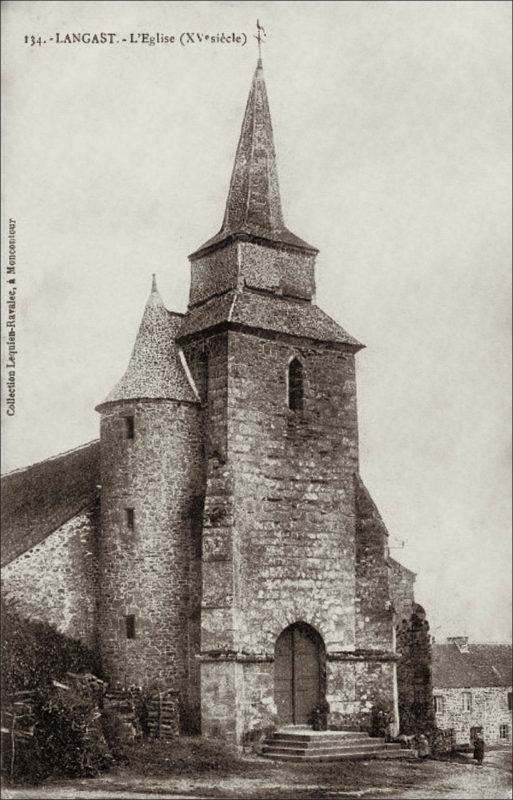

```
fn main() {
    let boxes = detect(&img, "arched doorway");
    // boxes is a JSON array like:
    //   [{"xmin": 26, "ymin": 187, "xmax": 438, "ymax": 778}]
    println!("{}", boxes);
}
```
[{"xmin": 274, "ymin": 622, "xmax": 326, "ymax": 725}]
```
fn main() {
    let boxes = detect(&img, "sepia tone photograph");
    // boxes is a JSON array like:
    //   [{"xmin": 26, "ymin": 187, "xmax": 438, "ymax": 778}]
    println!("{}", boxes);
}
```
[{"xmin": 1, "ymin": 1, "xmax": 511, "ymax": 798}]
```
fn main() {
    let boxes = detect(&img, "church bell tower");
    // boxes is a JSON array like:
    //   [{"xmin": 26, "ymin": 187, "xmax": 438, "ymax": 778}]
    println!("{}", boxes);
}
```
[{"xmin": 177, "ymin": 57, "xmax": 370, "ymax": 743}]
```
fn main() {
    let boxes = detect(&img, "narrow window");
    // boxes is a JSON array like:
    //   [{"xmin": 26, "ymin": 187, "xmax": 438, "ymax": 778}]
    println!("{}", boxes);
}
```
[
  {"xmin": 434, "ymin": 695, "xmax": 445, "ymax": 714},
  {"xmin": 287, "ymin": 357, "xmax": 304, "ymax": 412},
  {"xmin": 125, "ymin": 508, "xmax": 135, "ymax": 531},
  {"xmin": 126, "ymin": 615, "xmax": 136, "ymax": 639},
  {"xmin": 124, "ymin": 415, "xmax": 134, "ymax": 439},
  {"xmin": 191, "ymin": 496, "xmax": 204, "ymax": 559},
  {"xmin": 499, "ymin": 724, "xmax": 509, "ymax": 740},
  {"xmin": 462, "ymin": 691, "xmax": 472, "ymax": 712},
  {"xmin": 508, "ymin": 692, "xmax": 512, "ymax": 711}
]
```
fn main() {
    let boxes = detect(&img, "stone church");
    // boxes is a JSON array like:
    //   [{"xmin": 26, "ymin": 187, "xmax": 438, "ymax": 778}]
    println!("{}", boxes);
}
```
[{"xmin": 1, "ymin": 58, "xmax": 427, "ymax": 745}]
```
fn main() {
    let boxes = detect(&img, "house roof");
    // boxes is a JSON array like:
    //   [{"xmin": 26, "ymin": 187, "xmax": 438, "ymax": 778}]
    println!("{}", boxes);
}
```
[
  {"xmin": 190, "ymin": 58, "xmax": 316, "ymax": 259},
  {"xmin": 432, "ymin": 642, "xmax": 512, "ymax": 688},
  {"xmin": 1, "ymin": 441, "xmax": 100, "ymax": 567},
  {"xmin": 178, "ymin": 289, "xmax": 363, "ymax": 349}
]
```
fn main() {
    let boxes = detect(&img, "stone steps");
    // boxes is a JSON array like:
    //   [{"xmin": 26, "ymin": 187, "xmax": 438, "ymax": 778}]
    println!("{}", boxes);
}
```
[
  {"xmin": 261, "ymin": 728, "xmax": 407, "ymax": 762},
  {"xmin": 270, "ymin": 732, "xmax": 369, "ymax": 744},
  {"xmin": 264, "ymin": 740, "xmax": 390, "ymax": 755}
]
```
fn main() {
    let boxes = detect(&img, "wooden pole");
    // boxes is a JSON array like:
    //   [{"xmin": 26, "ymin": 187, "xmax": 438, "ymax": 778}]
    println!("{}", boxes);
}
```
[{"xmin": 10, "ymin": 713, "xmax": 16, "ymax": 779}]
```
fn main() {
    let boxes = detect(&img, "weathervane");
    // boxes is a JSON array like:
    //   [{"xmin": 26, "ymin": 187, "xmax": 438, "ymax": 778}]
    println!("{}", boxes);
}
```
[{"xmin": 255, "ymin": 19, "xmax": 266, "ymax": 60}]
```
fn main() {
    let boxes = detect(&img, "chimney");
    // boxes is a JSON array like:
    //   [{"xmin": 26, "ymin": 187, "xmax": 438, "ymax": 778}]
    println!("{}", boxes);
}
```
[{"xmin": 447, "ymin": 636, "xmax": 469, "ymax": 653}]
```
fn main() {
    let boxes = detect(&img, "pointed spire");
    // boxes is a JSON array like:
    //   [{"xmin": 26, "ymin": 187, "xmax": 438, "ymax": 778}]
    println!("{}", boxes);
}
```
[
  {"xmin": 146, "ymin": 272, "xmax": 165, "ymax": 308},
  {"xmin": 221, "ymin": 57, "xmax": 284, "ymax": 234},
  {"xmin": 97, "ymin": 275, "xmax": 198, "ymax": 406},
  {"xmin": 190, "ymin": 59, "xmax": 316, "ymax": 258}
]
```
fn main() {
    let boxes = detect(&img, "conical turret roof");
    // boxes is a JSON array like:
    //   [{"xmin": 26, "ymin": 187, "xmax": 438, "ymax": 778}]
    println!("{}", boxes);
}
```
[
  {"xmin": 98, "ymin": 276, "xmax": 199, "ymax": 407},
  {"xmin": 191, "ymin": 59, "xmax": 316, "ymax": 258}
]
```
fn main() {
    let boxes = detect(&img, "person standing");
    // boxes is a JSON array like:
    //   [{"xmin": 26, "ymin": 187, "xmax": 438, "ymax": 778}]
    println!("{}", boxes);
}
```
[{"xmin": 473, "ymin": 732, "xmax": 485, "ymax": 766}]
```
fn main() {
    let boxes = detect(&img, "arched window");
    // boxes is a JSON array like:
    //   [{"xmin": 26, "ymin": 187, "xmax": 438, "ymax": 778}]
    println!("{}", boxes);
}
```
[{"xmin": 287, "ymin": 358, "xmax": 304, "ymax": 411}]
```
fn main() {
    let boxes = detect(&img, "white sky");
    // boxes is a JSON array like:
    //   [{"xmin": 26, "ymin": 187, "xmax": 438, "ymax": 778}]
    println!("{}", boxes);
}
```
[{"xmin": 1, "ymin": 1, "xmax": 511, "ymax": 643}]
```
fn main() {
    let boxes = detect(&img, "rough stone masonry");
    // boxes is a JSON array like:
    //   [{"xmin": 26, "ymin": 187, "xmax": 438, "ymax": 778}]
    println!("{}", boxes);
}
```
[{"xmin": 1, "ymin": 56, "xmax": 432, "ymax": 745}]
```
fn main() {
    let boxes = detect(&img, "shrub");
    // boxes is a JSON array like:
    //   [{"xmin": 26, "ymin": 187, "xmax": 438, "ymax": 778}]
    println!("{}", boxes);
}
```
[
  {"xmin": 427, "ymin": 727, "xmax": 456, "ymax": 759},
  {"xmin": 1, "ymin": 595, "xmax": 100, "ymax": 699},
  {"xmin": 30, "ymin": 684, "xmax": 111, "ymax": 779},
  {"xmin": 100, "ymin": 708, "xmax": 132, "ymax": 763}
]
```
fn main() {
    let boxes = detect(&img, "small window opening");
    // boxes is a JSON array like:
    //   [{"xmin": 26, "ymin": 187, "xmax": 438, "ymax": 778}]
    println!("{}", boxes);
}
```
[
  {"xmin": 508, "ymin": 692, "xmax": 512, "ymax": 711},
  {"xmin": 462, "ymin": 691, "xmax": 472, "ymax": 712},
  {"xmin": 125, "ymin": 415, "xmax": 134, "ymax": 439},
  {"xmin": 288, "ymin": 357, "xmax": 304, "ymax": 412},
  {"xmin": 126, "ymin": 614, "xmax": 136, "ymax": 639},
  {"xmin": 434, "ymin": 695, "xmax": 445, "ymax": 714},
  {"xmin": 191, "ymin": 496, "xmax": 204, "ymax": 559},
  {"xmin": 499, "ymin": 724, "xmax": 509, "ymax": 740},
  {"xmin": 125, "ymin": 508, "xmax": 135, "ymax": 530}
]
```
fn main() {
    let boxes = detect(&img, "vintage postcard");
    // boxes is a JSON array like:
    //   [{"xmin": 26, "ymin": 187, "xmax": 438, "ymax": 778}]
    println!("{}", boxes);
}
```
[{"xmin": 1, "ymin": 2, "xmax": 511, "ymax": 798}]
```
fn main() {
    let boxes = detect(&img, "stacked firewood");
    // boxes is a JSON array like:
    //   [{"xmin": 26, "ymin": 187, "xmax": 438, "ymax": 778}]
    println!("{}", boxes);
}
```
[{"xmin": 146, "ymin": 689, "xmax": 179, "ymax": 739}]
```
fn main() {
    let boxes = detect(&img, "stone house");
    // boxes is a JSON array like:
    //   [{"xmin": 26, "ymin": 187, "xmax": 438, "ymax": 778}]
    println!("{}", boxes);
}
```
[
  {"xmin": 1, "ymin": 57, "xmax": 431, "ymax": 745},
  {"xmin": 432, "ymin": 637, "xmax": 512, "ymax": 746}
]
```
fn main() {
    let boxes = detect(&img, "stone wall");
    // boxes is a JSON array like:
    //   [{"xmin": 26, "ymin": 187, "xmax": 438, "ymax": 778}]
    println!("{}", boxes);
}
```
[
  {"xmin": 198, "ymin": 659, "xmax": 242, "ymax": 743},
  {"xmin": 97, "ymin": 398, "xmax": 204, "ymax": 727},
  {"xmin": 388, "ymin": 557, "xmax": 416, "ymax": 623},
  {"xmin": 238, "ymin": 241, "xmax": 315, "ymax": 300},
  {"xmin": 354, "ymin": 477, "xmax": 394, "ymax": 652},
  {"xmin": 1, "ymin": 505, "xmax": 99, "ymax": 648},
  {"xmin": 227, "ymin": 329, "xmax": 359, "ymax": 656},
  {"xmin": 189, "ymin": 243, "xmax": 239, "ymax": 307},
  {"xmin": 183, "ymin": 319, "xmax": 409, "ymax": 743},
  {"xmin": 326, "ymin": 658, "xmax": 397, "ymax": 731},
  {"xmin": 188, "ymin": 240, "xmax": 316, "ymax": 308},
  {"xmin": 433, "ymin": 686, "xmax": 512, "ymax": 745},
  {"xmin": 240, "ymin": 660, "xmax": 277, "ymax": 743},
  {"xmin": 184, "ymin": 323, "xmax": 400, "ymax": 743}
]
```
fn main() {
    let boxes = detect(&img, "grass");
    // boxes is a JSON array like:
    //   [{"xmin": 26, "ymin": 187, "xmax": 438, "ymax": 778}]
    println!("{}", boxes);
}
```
[
  {"xmin": 120, "ymin": 735, "xmax": 241, "ymax": 777},
  {"xmin": 3, "ymin": 739, "xmax": 510, "ymax": 800}
]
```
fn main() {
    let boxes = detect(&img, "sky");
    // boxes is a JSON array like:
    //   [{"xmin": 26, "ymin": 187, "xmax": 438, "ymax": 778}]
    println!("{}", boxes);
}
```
[{"xmin": 1, "ymin": 1, "xmax": 511, "ymax": 643}]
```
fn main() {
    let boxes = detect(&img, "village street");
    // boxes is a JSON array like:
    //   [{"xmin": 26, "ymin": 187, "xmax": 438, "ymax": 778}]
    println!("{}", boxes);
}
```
[{"xmin": 2, "ymin": 749, "xmax": 511, "ymax": 800}]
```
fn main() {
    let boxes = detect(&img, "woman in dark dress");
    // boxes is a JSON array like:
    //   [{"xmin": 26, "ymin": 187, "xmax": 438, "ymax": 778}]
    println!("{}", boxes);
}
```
[{"xmin": 473, "ymin": 732, "xmax": 485, "ymax": 766}]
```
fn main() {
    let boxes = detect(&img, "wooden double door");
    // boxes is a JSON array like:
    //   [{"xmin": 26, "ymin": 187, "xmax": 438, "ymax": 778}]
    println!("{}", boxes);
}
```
[{"xmin": 274, "ymin": 623, "xmax": 326, "ymax": 725}]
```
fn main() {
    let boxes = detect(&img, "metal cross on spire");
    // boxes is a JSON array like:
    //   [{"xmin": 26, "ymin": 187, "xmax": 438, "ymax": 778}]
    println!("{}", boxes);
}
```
[{"xmin": 254, "ymin": 19, "xmax": 266, "ymax": 61}]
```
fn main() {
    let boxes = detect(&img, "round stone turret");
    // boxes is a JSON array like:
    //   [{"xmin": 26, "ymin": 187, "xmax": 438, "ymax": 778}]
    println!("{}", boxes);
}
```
[{"xmin": 95, "ymin": 277, "xmax": 204, "ymax": 727}]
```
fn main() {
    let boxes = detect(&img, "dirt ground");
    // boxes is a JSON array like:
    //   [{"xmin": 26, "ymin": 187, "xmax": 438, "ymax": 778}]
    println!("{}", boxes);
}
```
[{"xmin": 2, "ymin": 748, "xmax": 511, "ymax": 800}]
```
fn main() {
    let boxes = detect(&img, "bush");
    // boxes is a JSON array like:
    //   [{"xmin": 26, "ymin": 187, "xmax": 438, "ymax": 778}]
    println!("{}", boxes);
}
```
[
  {"xmin": 1, "ymin": 595, "xmax": 100, "ymax": 699},
  {"xmin": 101, "ymin": 708, "xmax": 138, "ymax": 763},
  {"xmin": 427, "ymin": 727, "xmax": 456, "ymax": 759},
  {"xmin": 30, "ymin": 684, "xmax": 111, "ymax": 779}
]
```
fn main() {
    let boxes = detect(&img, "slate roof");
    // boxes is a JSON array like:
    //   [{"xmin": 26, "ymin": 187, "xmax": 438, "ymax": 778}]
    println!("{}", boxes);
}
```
[
  {"xmin": 432, "ymin": 642, "xmax": 512, "ymax": 688},
  {"xmin": 388, "ymin": 556, "xmax": 417, "ymax": 577},
  {"xmin": 178, "ymin": 289, "xmax": 363, "ymax": 349},
  {"xmin": 191, "ymin": 59, "xmax": 316, "ymax": 258},
  {"xmin": 1, "ymin": 441, "xmax": 100, "ymax": 567},
  {"xmin": 98, "ymin": 277, "xmax": 199, "ymax": 407}
]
